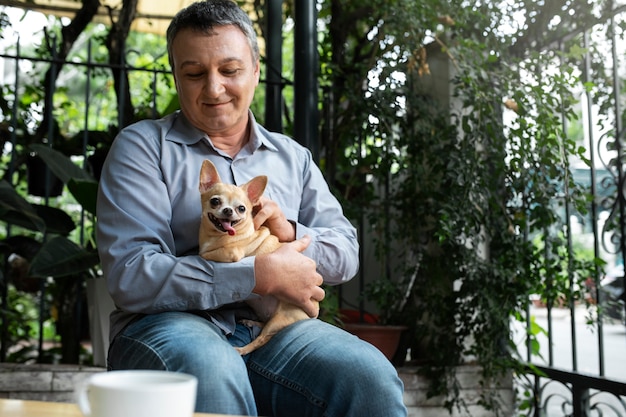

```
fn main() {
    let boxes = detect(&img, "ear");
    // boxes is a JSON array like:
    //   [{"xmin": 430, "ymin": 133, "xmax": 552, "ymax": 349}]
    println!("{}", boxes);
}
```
[
  {"xmin": 243, "ymin": 175, "xmax": 268, "ymax": 205},
  {"xmin": 253, "ymin": 59, "xmax": 261, "ymax": 87},
  {"xmin": 199, "ymin": 160, "xmax": 222, "ymax": 193}
]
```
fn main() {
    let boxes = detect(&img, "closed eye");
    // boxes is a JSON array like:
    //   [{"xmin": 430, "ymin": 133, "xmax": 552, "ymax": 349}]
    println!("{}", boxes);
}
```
[
  {"xmin": 221, "ymin": 68, "xmax": 242, "ymax": 77},
  {"xmin": 181, "ymin": 70, "xmax": 206, "ymax": 80}
]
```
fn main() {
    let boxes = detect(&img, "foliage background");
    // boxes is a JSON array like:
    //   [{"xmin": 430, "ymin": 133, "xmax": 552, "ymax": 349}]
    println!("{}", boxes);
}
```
[{"xmin": 1, "ymin": 0, "xmax": 624, "ymax": 413}]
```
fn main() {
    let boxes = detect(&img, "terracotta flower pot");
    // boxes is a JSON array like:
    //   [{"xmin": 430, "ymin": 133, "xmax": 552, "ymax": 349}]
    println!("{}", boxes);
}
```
[{"xmin": 343, "ymin": 323, "xmax": 408, "ymax": 361}]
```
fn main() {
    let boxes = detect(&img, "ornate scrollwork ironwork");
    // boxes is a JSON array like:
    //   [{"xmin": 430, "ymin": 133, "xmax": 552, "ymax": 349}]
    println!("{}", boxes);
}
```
[
  {"xmin": 596, "ymin": 128, "xmax": 625, "ymax": 258},
  {"xmin": 516, "ymin": 373, "xmax": 626, "ymax": 417}
]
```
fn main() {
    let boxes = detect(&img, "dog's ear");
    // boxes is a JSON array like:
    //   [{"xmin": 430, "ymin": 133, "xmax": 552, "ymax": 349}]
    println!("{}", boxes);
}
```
[
  {"xmin": 199, "ymin": 160, "xmax": 222, "ymax": 193},
  {"xmin": 243, "ymin": 175, "xmax": 268, "ymax": 205}
]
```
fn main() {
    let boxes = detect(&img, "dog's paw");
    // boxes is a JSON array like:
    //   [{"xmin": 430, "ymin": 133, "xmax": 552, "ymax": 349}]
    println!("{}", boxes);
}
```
[{"xmin": 239, "ymin": 319, "xmax": 265, "ymax": 328}]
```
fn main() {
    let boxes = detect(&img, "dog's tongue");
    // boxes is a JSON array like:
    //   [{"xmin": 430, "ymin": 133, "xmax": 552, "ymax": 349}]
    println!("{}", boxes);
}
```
[{"xmin": 221, "ymin": 220, "xmax": 236, "ymax": 236}]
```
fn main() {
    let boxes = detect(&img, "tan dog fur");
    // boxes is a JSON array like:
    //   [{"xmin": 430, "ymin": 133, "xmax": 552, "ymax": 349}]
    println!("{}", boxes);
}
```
[{"xmin": 198, "ymin": 160, "xmax": 313, "ymax": 355}]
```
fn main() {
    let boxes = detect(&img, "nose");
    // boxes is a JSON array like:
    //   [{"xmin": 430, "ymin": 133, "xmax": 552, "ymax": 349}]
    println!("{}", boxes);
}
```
[
  {"xmin": 222, "ymin": 207, "xmax": 233, "ymax": 217},
  {"xmin": 204, "ymin": 73, "xmax": 225, "ymax": 98}
]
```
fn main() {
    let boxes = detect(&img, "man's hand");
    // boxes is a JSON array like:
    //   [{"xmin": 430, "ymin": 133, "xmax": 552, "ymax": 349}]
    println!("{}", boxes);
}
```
[
  {"xmin": 253, "ymin": 235, "xmax": 324, "ymax": 318},
  {"xmin": 253, "ymin": 197, "xmax": 295, "ymax": 242}
]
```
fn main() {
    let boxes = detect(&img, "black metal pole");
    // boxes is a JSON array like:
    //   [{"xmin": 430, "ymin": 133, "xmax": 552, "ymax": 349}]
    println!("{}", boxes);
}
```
[
  {"xmin": 265, "ymin": 0, "xmax": 283, "ymax": 133},
  {"xmin": 294, "ymin": 0, "xmax": 319, "ymax": 162}
]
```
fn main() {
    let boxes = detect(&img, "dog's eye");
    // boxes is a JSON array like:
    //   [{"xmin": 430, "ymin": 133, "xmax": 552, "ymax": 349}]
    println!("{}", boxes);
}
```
[
  {"xmin": 237, "ymin": 205, "xmax": 246, "ymax": 214},
  {"xmin": 210, "ymin": 197, "xmax": 221, "ymax": 207}
]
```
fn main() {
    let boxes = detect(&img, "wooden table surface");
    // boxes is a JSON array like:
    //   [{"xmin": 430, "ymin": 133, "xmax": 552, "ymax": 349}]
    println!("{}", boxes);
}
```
[{"xmin": 0, "ymin": 398, "xmax": 240, "ymax": 417}]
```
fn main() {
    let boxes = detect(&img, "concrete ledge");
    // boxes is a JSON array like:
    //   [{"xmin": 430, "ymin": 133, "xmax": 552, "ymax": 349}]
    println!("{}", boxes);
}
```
[
  {"xmin": 400, "ymin": 366, "xmax": 514, "ymax": 417},
  {"xmin": 0, "ymin": 363, "xmax": 514, "ymax": 415},
  {"xmin": 0, "ymin": 363, "xmax": 104, "ymax": 402}
]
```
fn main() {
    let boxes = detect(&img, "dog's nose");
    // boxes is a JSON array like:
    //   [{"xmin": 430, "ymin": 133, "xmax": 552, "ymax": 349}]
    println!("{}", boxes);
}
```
[{"xmin": 223, "ymin": 207, "xmax": 233, "ymax": 217}]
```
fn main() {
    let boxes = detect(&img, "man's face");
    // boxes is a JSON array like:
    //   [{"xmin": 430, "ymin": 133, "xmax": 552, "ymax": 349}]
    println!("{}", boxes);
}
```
[{"xmin": 171, "ymin": 26, "xmax": 260, "ymax": 138}]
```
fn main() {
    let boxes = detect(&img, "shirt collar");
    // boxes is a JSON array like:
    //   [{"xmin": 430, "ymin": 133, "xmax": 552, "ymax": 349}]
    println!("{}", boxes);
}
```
[
  {"xmin": 165, "ymin": 111, "xmax": 204, "ymax": 145},
  {"xmin": 165, "ymin": 110, "xmax": 279, "ymax": 154}
]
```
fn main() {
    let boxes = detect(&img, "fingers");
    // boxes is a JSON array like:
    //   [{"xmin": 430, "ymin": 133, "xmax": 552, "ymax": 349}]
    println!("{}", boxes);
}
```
[
  {"xmin": 304, "ymin": 300, "xmax": 320, "ymax": 318},
  {"xmin": 253, "ymin": 198, "xmax": 296, "ymax": 241},
  {"xmin": 253, "ymin": 235, "xmax": 321, "ymax": 318},
  {"xmin": 252, "ymin": 199, "xmax": 269, "ymax": 230},
  {"xmin": 304, "ymin": 287, "xmax": 325, "ymax": 318},
  {"xmin": 313, "ymin": 284, "xmax": 325, "ymax": 302},
  {"xmin": 301, "ymin": 269, "xmax": 324, "ymax": 318},
  {"xmin": 288, "ymin": 234, "xmax": 311, "ymax": 253},
  {"xmin": 252, "ymin": 197, "xmax": 274, "ymax": 230}
]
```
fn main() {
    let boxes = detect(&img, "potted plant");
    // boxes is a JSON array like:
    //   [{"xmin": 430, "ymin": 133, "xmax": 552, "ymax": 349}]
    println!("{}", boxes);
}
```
[
  {"xmin": 0, "ymin": 144, "xmax": 100, "ymax": 364},
  {"xmin": 340, "ymin": 276, "xmax": 409, "ymax": 363}
]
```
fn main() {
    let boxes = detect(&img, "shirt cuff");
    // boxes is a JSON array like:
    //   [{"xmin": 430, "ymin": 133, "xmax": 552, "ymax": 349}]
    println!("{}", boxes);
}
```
[{"xmin": 208, "ymin": 256, "xmax": 256, "ymax": 303}]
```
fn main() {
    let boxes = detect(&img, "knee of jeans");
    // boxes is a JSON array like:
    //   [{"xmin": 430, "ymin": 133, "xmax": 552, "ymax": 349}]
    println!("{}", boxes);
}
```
[
  {"xmin": 109, "ymin": 318, "xmax": 246, "ymax": 381},
  {"xmin": 333, "ymin": 339, "xmax": 404, "ymax": 393},
  {"xmin": 346, "ymin": 351, "xmax": 385, "ymax": 377},
  {"xmin": 108, "ymin": 334, "xmax": 169, "ymax": 370}
]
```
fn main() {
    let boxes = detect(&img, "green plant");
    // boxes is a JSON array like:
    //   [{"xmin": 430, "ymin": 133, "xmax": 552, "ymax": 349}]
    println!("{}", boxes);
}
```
[
  {"xmin": 317, "ymin": 0, "xmax": 603, "ymax": 413},
  {"xmin": 362, "ymin": 275, "xmax": 405, "ymax": 325},
  {"xmin": 0, "ymin": 284, "xmax": 41, "ymax": 363},
  {"xmin": 0, "ymin": 144, "xmax": 100, "ymax": 363},
  {"xmin": 0, "ymin": 4, "xmax": 180, "ymax": 363},
  {"xmin": 318, "ymin": 285, "xmax": 342, "ymax": 325}
]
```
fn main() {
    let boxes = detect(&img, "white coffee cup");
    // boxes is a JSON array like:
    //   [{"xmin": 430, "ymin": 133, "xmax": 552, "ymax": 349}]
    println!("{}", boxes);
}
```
[{"xmin": 75, "ymin": 370, "xmax": 198, "ymax": 417}]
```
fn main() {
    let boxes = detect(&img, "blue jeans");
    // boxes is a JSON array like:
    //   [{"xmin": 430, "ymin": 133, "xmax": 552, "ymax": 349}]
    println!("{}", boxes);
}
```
[{"xmin": 108, "ymin": 311, "xmax": 407, "ymax": 417}]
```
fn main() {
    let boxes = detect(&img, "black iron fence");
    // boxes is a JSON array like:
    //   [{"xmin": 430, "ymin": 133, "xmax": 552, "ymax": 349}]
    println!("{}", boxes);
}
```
[
  {"xmin": 513, "ymin": 8, "xmax": 626, "ymax": 417},
  {"xmin": 0, "ymin": 34, "xmax": 176, "ymax": 364}
]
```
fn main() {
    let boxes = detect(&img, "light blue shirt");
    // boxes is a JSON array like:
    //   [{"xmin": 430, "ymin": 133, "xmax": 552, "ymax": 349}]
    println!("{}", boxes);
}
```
[{"xmin": 96, "ymin": 111, "xmax": 359, "ymax": 342}]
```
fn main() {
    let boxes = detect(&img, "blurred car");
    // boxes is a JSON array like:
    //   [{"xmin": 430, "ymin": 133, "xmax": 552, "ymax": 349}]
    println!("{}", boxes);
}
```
[{"xmin": 598, "ymin": 265, "xmax": 626, "ymax": 325}]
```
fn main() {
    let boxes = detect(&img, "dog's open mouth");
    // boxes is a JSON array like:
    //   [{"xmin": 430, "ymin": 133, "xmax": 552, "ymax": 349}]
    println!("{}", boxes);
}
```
[{"xmin": 208, "ymin": 213, "xmax": 239, "ymax": 236}]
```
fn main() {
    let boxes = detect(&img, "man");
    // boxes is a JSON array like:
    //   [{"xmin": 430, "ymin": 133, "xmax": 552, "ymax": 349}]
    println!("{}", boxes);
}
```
[{"xmin": 96, "ymin": 1, "xmax": 407, "ymax": 415}]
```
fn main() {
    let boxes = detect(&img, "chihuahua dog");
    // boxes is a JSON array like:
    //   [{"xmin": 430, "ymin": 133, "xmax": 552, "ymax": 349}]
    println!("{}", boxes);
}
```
[{"xmin": 198, "ymin": 159, "xmax": 314, "ymax": 355}]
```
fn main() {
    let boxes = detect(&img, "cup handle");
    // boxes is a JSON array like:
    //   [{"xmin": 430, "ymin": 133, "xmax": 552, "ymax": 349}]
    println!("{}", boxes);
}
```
[{"xmin": 74, "ymin": 378, "xmax": 92, "ymax": 417}]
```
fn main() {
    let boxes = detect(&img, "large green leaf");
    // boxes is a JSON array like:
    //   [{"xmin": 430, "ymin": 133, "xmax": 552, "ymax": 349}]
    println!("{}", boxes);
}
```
[
  {"xmin": 29, "ymin": 144, "xmax": 99, "ymax": 216},
  {"xmin": 29, "ymin": 236, "xmax": 100, "ymax": 278},
  {"xmin": 30, "ymin": 143, "xmax": 93, "ymax": 183},
  {"xmin": 0, "ymin": 235, "xmax": 42, "ymax": 259},
  {"xmin": 68, "ymin": 178, "xmax": 98, "ymax": 216},
  {"xmin": 33, "ymin": 204, "xmax": 77, "ymax": 236},
  {"xmin": 0, "ymin": 180, "xmax": 46, "ymax": 232}
]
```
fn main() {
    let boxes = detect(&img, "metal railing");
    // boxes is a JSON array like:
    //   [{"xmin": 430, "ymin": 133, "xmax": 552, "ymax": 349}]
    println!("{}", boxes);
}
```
[
  {"xmin": 514, "ymin": 7, "xmax": 626, "ymax": 416},
  {"xmin": 0, "ymin": 35, "xmax": 175, "ymax": 363}
]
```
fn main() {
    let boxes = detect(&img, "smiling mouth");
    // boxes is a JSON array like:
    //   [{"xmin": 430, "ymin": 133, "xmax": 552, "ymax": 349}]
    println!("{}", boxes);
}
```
[
  {"xmin": 204, "ymin": 101, "xmax": 229, "ymax": 109},
  {"xmin": 208, "ymin": 213, "xmax": 239, "ymax": 235}
]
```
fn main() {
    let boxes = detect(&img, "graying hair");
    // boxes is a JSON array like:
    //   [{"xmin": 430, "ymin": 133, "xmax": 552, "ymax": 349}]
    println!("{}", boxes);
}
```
[{"xmin": 166, "ymin": 0, "xmax": 260, "ymax": 67}]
